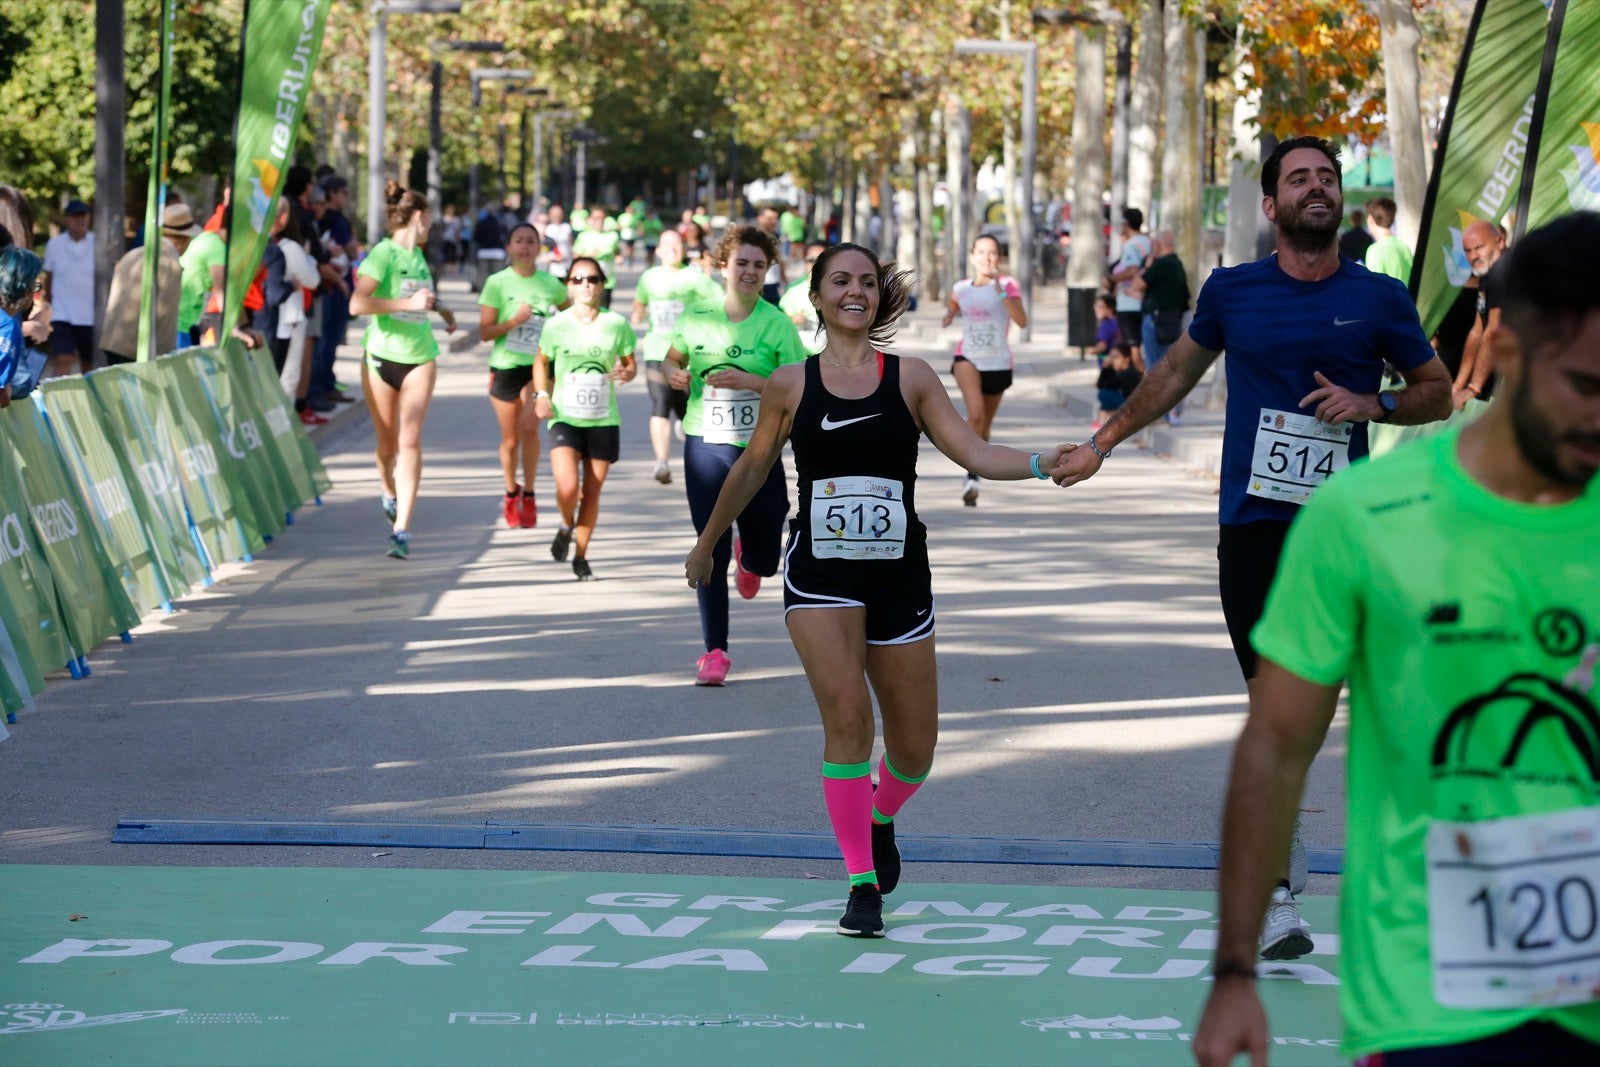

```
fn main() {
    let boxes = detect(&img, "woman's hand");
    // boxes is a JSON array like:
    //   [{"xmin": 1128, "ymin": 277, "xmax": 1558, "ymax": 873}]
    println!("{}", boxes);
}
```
[
  {"xmin": 705, "ymin": 368, "xmax": 758, "ymax": 391},
  {"xmin": 533, "ymin": 395, "xmax": 553, "ymax": 421},
  {"xmin": 510, "ymin": 302, "xmax": 532, "ymax": 326},
  {"xmin": 408, "ymin": 287, "xmax": 437, "ymax": 313},
  {"xmin": 667, "ymin": 364, "xmax": 691, "ymax": 391},
  {"xmin": 438, "ymin": 307, "xmax": 457, "ymax": 334},
  {"xmin": 684, "ymin": 540, "xmax": 714, "ymax": 589},
  {"xmin": 612, "ymin": 360, "xmax": 637, "ymax": 384}
]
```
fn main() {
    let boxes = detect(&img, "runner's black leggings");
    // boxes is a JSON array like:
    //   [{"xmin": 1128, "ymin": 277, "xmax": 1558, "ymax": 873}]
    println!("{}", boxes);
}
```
[{"xmin": 684, "ymin": 434, "xmax": 788, "ymax": 652}]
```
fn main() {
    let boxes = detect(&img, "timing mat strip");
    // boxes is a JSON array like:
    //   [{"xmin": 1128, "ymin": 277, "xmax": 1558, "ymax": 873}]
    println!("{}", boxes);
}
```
[{"xmin": 113, "ymin": 817, "xmax": 1344, "ymax": 874}]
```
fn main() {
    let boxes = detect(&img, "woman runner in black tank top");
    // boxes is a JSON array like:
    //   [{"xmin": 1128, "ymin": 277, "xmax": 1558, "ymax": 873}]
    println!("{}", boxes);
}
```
[{"xmin": 684, "ymin": 244, "xmax": 1072, "ymax": 939}]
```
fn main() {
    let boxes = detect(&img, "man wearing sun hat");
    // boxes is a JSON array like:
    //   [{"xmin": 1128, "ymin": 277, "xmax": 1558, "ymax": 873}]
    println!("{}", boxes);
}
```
[{"xmin": 100, "ymin": 202, "xmax": 198, "ymax": 364}]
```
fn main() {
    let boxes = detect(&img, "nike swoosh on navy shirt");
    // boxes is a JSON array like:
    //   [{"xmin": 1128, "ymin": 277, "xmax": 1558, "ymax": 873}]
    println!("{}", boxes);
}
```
[
  {"xmin": 1332, "ymin": 317, "xmax": 1365, "ymax": 326},
  {"xmin": 819, "ymin": 413, "xmax": 881, "ymax": 431}
]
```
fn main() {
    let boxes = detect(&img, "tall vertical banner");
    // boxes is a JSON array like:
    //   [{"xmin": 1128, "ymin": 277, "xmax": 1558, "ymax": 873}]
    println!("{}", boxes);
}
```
[
  {"xmin": 1519, "ymin": 0, "xmax": 1600, "ymax": 232},
  {"xmin": 221, "ymin": 0, "xmax": 333, "ymax": 332},
  {"xmin": 136, "ymin": 0, "xmax": 179, "ymax": 362},
  {"xmin": 1408, "ymin": 0, "xmax": 1549, "ymax": 337}
]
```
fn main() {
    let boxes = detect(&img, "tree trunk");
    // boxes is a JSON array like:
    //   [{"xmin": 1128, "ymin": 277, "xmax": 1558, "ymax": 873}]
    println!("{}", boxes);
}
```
[
  {"xmin": 1127, "ymin": 0, "xmax": 1163, "ymax": 224},
  {"xmin": 917, "ymin": 111, "xmax": 939, "ymax": 301},
  {"xmin": 878, "ymin": 164, "xmax": 896, "ymax": 257},
  {"xmin": 1160, "ymin": 4, "xmax": 1204, "ymax": 298},
  {"xmin": 945, "ymin": 101, "xmax": 972, "ymax": 284},
  {"xmin": 1378, "ymin": 0, "xmax": 1428, "ymax": 249},
  {"xmin": 1223, "ymin": 31, "xmax": 1261, "ymax": 268},
  {"xmin": 1068, "ymin": 26, "xmax": 1108, "ymax": 291},
  {"xmin": 1108, "ymin": 22, "xmax": 1133, "ymax": 262}
]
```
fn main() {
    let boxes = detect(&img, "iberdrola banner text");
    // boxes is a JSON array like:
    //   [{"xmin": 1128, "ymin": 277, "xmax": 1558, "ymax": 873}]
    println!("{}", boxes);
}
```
[{"xmin": 221, "ymin": 0, "xmax": 333, "ymax": 333}]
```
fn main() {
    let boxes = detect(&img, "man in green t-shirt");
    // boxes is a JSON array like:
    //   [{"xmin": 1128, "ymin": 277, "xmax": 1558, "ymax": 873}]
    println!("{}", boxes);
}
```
[
  {"xmin": 1362, "ymin": 196, "xmax": 1413, "ymax": 284},
  {"xmin": 1195, "ymin": 212, "xmax": 1600, "ymax": 1065},
  {"xmin": 572, "ymin": 207, "xmax": 621, "ymax": 307},
  {"xmin": 178, "ymin": 228, "xmax": 227, "ymax": 339},
  {"xmin": 778, "ymin": 239, "xmax": 828, "ymax": 355}
]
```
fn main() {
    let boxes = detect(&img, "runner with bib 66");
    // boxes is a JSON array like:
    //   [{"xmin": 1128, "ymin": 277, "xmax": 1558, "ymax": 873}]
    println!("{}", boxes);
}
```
[{"xmin": 684, "ymin": 243, "xmax": 1071, "ymax": 938}]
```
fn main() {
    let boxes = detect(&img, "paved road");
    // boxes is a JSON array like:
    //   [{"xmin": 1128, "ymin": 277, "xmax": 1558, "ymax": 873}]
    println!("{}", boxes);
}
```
[{"xmin": 1, "ymin": 263, "xmax": 1346, "ymax": 895}]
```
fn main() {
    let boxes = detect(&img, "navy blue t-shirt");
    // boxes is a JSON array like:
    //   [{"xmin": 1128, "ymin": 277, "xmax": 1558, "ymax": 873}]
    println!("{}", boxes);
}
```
[{"xmin": 1187, "ymin": 255, "xmax": 1433, "ymax": 526}]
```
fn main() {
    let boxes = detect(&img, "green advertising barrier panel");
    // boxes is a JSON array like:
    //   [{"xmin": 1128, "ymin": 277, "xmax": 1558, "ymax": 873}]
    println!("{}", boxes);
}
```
[
  {"xmin": 144, "ymin": 357, "xmax": 256, "ymax": 566},
  {"xmin": 220, "ymin": 340, "xmax": 327, "ymax": 505},
  {"xmin": 164, "ymin": 351, "xmax": 282, "ymax": 550},
  {"xmin": 0, "ymin": 403, "xmax": 139, "ymax": 657},
  {"xmin": 0, "ymin": 581, "xmax": 44, "ymax": 722},
  {"xmin": 0, "ymin": 425, "xmax": 71, "ymax": 699},
  {"xmin": 0, "ymin": 865, "xmax": 1344, "ymax": 1067},
  {"xmin": 85, "ymin": 366, "xmax": 210, "ymax": 593},
  {"xmin": 38, "ymin": 380, "xmax": 170, "ymax": 614},
  {"xmin": 187, "ymin": 347, "xmax": 295, "ymax": 529}
]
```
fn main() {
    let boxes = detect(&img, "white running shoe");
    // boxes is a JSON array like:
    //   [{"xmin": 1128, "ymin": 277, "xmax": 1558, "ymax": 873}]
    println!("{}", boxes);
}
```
[{"xmin": 1260, "ymin": 885, "xmax": 1313, "ymax": 961}]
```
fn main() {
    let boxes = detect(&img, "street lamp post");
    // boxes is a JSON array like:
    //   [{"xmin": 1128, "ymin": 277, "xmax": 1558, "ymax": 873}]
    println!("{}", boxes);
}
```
[
  {"xmin": 468, "ymin": 68, "xmax": 534, "ymax": 221},
  {"xmin": 427, "ymin": 40, "xmax": 503, "ymax": 264},
  {"xmin": 953, "ymin": 39, "xmax": 1037, "ymax": 340},
  {"xmin": 367, "ymin": 1, "xmax": 462, "ymax": 246},
  {"xmin": 532, "ymin": 109, "xmax": 576, "ymax": 207}
]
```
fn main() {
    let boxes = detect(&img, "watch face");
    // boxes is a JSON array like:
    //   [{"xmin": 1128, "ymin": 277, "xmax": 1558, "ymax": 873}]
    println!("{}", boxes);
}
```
[{"xmin": 1380, "ymin": 392, "xmax": 1399, "ymax": 416}]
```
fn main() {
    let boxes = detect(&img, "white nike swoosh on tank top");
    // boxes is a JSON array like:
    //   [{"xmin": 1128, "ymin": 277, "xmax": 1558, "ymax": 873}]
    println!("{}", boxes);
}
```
[{"xmin": 819, "ymin": 413, "xmax": 881, "ymax": 431}]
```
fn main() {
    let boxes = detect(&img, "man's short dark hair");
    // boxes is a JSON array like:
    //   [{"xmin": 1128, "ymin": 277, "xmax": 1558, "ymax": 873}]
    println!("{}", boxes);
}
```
[
  {"xmin": 284, "ymin": 165, "xmax": 313, "ymax": 200},
  {"xmin": 1261, "ymin": 136, "xmax": 1343, "ymax": 199},
  {"xmin": 1500, "ymin": 210, "xmax": 1600, "ymax": 357},
  {"xmin": 1122, "ymin": 207, "xmax": 1143, "ymax": 231},
  {"xmin": 1366, "ymin": 197, "xmax": 1396, "ymax": 229},
  {"xmin": 319, "ymin": 175, "xmax": 349, "ymax": 194}
]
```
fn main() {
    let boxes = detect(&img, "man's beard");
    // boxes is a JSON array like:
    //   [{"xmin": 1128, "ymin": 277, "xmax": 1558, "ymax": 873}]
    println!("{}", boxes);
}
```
[
  {"xmin": 1511, "ymin": 373, "xmax": 1599, "ymax": 488},
  {"xmin": 1276, "ymin": 196, "xmax": 1341, "ymax": 254}
]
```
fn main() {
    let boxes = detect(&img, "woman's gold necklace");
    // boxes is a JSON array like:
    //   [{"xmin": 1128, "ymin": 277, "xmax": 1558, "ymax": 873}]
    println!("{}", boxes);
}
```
[{"xmin": 821, "ymin": 350, "xmax": 874, "ymax": 369}]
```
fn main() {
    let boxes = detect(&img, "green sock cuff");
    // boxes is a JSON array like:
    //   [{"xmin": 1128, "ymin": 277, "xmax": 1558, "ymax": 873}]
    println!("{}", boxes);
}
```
[
  {"xmin": 872, "ymin": 808, "xmax": 892, "ymax": 825},
  {"xmin": 882, "ymin": 754, "xmax": 929, "ymax": 784},
  {"xmin": 849, "ymin": 870, "xmax": 879, "ymax": 887},
  {"xmin": 822, "ymin": 760, "xmax": 872, "ymax": 780}
]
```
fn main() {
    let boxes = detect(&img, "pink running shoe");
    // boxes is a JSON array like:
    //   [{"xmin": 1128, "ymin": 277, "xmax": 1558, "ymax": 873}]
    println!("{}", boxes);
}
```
[
  {"xmin": 733, "ymin": 536, "xmax": 760, "ymax": 599},
  {"xmin": 695, "ymin": 649, "xmax": 730, "ymax": 686}
]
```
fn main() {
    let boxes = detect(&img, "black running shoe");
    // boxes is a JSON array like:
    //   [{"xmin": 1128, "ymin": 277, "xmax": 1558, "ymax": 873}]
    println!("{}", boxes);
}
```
[
  {"xmin": 572, "ymin": 556, "xmax": 593, "ymax": 581},
  {"xmin": 872, "ymin": 819, "xmax": 901, "ymax": 895},
  {"xmin": 837, "ymin": 884, "xmax": 885, "ymax": 938},
  {"xmin": 550, "ymin": 527, "xmax": 572, "ymax": 562}
]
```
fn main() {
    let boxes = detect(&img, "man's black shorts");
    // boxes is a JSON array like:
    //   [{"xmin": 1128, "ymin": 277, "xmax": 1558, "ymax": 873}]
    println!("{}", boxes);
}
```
[{"xmin": 1217, "ymin": 519, "xmax": 1292, "ymax": 680}]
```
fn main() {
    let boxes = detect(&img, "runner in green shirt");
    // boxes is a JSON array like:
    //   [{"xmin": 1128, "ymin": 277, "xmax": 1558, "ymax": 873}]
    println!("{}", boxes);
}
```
[
  {"xmin": 349, "ymin": 183, "xmax": 457, "ymax": 559},
  {"xmin": 780, "ymin": 239, "xmax": 829, "ymax": 356},
  {"xmin": 527, "ymin": 256, "xmax": 637, "ymax": 581},
  {"xmin": 178, "ymin": 229, "xmax": 226, "ymax": 336},
  {"xmin": 1194, "ymin": 213, "xmax": 1600, "ymax": 1065},
  {"xmin": 477, "ymin": 222, "xmax": 569, "ymax": 531},
  {"xmin": 572, "ymin": 207, "xmax": 621, "ymax": 308},
  {"xmin": 664, "ymin": 225, "xmax": 807, "ymax": 686},
  {"xmin": 634, "ymin": 228, "xmax": 722, "ymax": 484}
]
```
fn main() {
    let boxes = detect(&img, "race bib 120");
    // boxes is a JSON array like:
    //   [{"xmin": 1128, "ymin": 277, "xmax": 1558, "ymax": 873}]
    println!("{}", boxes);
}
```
[
  {"xmin": 505, "ymin": 316, "xmax": 546, "ymax": 355},
  {"xmin": 810, "ymin": 476, "xmax": 907, "ymax": 560},
  {"xmin": 1246, "ymin": 408, "xmax": 1352, "ymax": 506},
  {"xmin": 1427, "ymin": 806, "xmax": 1600, "ymax": 1010}
]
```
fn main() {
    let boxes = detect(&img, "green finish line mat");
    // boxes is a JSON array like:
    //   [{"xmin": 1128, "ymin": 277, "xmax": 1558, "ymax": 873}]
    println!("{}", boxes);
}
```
[{"xmin": 0, "ymin": 865, "xmax": 1344, "ymax": 1066}]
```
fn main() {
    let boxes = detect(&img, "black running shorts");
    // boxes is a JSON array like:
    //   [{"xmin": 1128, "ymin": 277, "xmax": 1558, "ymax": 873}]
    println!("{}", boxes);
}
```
[
  {"xmin": 645, "ymin": 363, "xmax": 689, "ymax": 421},
  {"xmin": 951, "ymin": 356, "xmax": 1013, "ymax": 396},
  {"xmin": 548, "ymin": 421, "xmax": 620, "ymax": 463},
  {"xmin": 489, "ymin": 365, "xmax": 533, "ymax": 402},
  {"xmin": 365, "ymin": 353, "xmax": 428, "ymax": 391},
  {"xmin": 781, "ymin": 534, "xmax": 935, "ymax": 646},
  {"xmin": 1216, "ymin": 519, "xmax": 1292, "ymax": 681}
]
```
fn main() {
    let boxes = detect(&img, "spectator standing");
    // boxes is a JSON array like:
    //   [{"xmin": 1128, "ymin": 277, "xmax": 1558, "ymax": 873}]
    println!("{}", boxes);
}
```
[
  {"xmin": 1109, "ymin": 208, "xmax": 1151, "ymax": 370},
  {"xmin": 1089, "ymin": 293, "xmax": 1120, "ymax": 362},
  {"xmin": 314, "ymin": 175, "xmax": 359, "ymax": 406},
  {"xmin": 1339, "ymin": 207, "xmax": 1374, "ymax": 262},
  {"xmin": 41, "ymin": 199, "xmax": 95, "ymax": 376},
  {"xmin": 1139, "ymin": 229, "xmax": 1191, "ymax": 424},
  {"xmin": 177, "ymin": 221, "xmax": 225, "ymax": 348},
  {"xmin": 100, "ymin": 203, "xmax": 195, "ymax": 364},
  {"xmin": 1361, "ymin": 197, "xmax": 1412, "ymax": 283},
  {"xmin": 471, "ymin": 208, "xmax": 506, "ymax": 293},
  {"xmin": 0, "ymin": 246, "xmax": 43, "ymax": 407}
]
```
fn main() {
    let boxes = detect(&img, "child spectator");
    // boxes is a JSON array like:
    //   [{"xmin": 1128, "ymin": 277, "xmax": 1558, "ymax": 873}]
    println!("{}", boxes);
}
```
[
  {"xmin": 1090, "ymin": 293, "xmax": 1120, "ymax": 363},
  {"xmin": 1093, "ymin": 342, "xmax": 1141, "ymax": 431}
]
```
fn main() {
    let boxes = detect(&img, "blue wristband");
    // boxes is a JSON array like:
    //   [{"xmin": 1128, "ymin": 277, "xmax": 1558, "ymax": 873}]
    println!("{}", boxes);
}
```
[{"xmin": 1029, "ymin": 452, "xmax": 1048, "ymax": 480}]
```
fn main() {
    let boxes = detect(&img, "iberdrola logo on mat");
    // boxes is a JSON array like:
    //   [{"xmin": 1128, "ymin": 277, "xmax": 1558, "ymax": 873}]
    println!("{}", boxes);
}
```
[
  {"xmin": 1560, "ymin": 121, "xmax": 1600, "ymax": 212},
  {"xmin": 247, "ymin": 158, "xmax": 281, "ymax": 235}
]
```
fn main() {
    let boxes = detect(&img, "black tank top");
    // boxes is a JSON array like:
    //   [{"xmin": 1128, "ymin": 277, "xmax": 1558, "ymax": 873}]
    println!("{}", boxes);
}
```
[{"xmin": 789, "ymin": 353, "xmax": 927, "ymax": 567}]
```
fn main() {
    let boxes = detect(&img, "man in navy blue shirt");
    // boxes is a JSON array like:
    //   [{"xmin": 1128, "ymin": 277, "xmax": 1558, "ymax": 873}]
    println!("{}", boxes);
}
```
[{"xmin": 1051, "ymin": 135, "xmax": 1452, "ymax": 957}]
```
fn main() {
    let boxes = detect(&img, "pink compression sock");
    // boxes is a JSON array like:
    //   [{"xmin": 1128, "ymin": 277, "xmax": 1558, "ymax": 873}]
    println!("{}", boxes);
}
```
[
  {"xmin": 822, "ymin": 761, "xmax": 876, "ymax": 886},
  {"xmin": 872, "ymin": 754, "xmax": 929, "ymax": 824}
]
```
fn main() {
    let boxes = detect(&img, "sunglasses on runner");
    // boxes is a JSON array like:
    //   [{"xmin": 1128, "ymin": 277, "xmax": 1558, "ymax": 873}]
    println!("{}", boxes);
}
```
[{"xmin": 568, "ymin": 275, "xmax": 604, "ymax": 285}]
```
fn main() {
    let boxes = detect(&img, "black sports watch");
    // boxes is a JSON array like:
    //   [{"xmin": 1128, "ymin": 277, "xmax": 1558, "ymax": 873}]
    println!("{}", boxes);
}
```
[{"xmin": 1375, "ymin": 391, "xmax": 1399, "ymax": 422}]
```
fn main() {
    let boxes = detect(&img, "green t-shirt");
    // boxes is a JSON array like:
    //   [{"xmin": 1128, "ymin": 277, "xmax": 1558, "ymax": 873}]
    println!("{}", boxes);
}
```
[
  {"xmin": 1252, "ymin": 425, "xmax": 1600, "ymax": 1058},
  {"xmin": 779, "ymin": 210, "xmax": 806, "ymax": 243},
  {"xmin": 641, "ymin": 216, "xmax": 665, "ymax": 242},
  {"xmin": 778, "ymin": 275, "xmax": 825, "ymax": 355},
  {"xmin": 478, "ymin": 266, "xmax": 567, "ymax": 370},
  {"xmin": 571, "ymin": 229, "xmax": 620, "ymax": 290},
  {"xmin": 538, "ymin": 307, "xmax": 636, "ymax": 428},
  {"xmin": 669, "ymin": 298, "xmax": 807, "ymax": 443},
  {"xmin": 635, "ymin": 265, "xmax": 721, "ymax": 362},
  {"xmin": 1364, "ymin": 235, "xmax": 1414, "ymax": 284},
  {"xmin": 357, "ymin": 238, "xmax": 438, "ymax": 365},
  {"xmin": 178, "ymin": 230, "xmax": 226, "ymax": 332}
]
